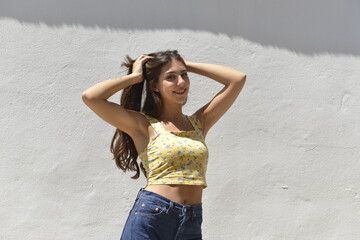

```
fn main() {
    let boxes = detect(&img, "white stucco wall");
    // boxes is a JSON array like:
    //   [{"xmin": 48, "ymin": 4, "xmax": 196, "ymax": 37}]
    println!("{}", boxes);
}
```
[{"xmin": 1, "ymin": 1, "xmax": 360, "ymax": 239}]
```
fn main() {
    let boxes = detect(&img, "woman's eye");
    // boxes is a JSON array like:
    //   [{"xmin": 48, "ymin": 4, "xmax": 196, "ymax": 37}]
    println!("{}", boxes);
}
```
[{"xmin": 167, "ymin": 75, "xmax": 175, "ymax": 79}]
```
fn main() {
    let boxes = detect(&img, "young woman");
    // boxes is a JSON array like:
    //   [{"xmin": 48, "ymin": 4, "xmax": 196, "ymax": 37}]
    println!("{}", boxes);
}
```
[{"xmin": 82, "ymin": 50, "xmax": 246, "ymax": 239}]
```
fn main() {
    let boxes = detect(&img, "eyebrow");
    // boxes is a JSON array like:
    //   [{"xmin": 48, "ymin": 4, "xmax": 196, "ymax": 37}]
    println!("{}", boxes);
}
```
[{"xmin": 165, "ymin": 69, "xmax": 187, "ymax": 74}]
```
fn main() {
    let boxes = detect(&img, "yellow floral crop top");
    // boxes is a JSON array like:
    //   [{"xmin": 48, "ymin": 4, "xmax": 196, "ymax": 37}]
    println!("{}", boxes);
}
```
[{"xmin": 139, "ymin": 113, "xmax": 209, "ymax": 188}]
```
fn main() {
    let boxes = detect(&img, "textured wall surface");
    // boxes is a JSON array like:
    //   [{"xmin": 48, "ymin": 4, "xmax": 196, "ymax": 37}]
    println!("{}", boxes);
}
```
[{"xmin": 1, "ymin": 1, "xmax": 360, "ymax": 239}]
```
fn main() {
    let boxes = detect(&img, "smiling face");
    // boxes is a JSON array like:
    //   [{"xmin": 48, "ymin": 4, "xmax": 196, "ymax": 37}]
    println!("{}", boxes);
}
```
[{"xmin": 153, "ymin": 58, "xmax": 190, "ymax": 106}]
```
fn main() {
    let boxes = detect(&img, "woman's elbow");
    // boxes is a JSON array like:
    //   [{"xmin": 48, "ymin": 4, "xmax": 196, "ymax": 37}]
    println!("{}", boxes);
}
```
[
  {"xmin": 239, "ymin": 73, "xmax": 247, "ymax": 81},
  {"xmin": 234, "ymin": 73, "xmax": 246, "ymax": 85},
  {"xmin": 81, "ymin": 91, "xmax": 96, "ymax": 102}
]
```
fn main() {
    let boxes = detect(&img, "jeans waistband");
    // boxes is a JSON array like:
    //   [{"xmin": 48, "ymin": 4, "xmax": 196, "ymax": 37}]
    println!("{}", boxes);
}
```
[{"xmin": 135, "ymin": 187, "xmax": 202, "ymax": 212}]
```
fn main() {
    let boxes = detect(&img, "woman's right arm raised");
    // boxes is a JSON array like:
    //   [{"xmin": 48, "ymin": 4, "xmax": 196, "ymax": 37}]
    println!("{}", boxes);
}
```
[{"xmin": 81, "ymin": 55, "xmax": 153, "ymax": 136}]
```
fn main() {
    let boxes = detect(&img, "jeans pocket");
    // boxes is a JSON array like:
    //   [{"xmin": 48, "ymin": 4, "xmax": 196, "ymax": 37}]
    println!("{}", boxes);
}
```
[{"xmin": 135, "ymin": 199, "xmax": 167, "ymax": 217}]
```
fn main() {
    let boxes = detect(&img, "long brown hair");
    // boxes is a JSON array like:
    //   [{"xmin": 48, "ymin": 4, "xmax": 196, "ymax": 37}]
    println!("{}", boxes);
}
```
[{"xmin": 111, "ymin": 50, "xmax": 186, "ymax": 179}]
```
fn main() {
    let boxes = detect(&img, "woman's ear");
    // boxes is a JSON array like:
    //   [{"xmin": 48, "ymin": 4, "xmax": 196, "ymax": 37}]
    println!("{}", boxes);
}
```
[{"xmin": 151, "ymin": 81, "xmax": 159, "ymax": 92}]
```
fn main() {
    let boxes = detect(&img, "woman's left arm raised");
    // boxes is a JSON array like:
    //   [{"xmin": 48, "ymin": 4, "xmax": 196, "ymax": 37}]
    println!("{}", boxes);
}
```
[{"xmin": 185, "ymin": 61, "xmax": 246, "ymax": 138}]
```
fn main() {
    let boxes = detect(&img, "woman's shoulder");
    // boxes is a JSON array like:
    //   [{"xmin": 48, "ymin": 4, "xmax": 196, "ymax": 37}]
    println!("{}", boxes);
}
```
[
  {"xmin": 138, "ymin": 112, "xmax": 160, "ymax": 124},
  {"xmin": 124, "ymin": 110, "xmax": 153, "ymax": 133},
  {"xmin": 188, "ymin": 110, "xmax": 203, "ymax": 126},
  {"xmin": 187, "ymin": 111, "xmax": 204, "ymax": 133}
]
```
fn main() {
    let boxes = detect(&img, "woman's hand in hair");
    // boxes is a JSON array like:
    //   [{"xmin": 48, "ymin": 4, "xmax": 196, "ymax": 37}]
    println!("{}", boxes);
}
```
[
  {"xmin": 182, "ymin": 57, "xmax": 190, "ymax": 66},
  {"xmin": 131, "ymin": 55, "xmax": 154, "ymax": 83}
]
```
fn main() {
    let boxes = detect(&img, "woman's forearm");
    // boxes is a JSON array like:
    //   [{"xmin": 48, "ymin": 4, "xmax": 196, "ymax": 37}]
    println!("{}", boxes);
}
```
[
  {"xmin": 82, "ymin": 73, "xmax": 142, "ymax": 100},
  {"xmin": 185, "ymin": 61, "xmax": 246, "ymax": 86}
]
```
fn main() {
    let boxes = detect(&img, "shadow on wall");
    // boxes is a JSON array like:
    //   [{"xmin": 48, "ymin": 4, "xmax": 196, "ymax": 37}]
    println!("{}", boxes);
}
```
[{"xmin": 1, "ymin": 0, "xmax": 360, "ymax": 55}]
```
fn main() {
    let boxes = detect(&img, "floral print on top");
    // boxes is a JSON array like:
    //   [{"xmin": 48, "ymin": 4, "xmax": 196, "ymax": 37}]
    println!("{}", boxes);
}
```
[{"xmin": 139, "ymin": 113, "xmax": 209, "ymax": 188}]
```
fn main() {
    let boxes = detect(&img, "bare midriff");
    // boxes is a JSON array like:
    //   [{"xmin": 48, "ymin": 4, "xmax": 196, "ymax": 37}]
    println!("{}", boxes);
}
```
[{"xmin": 144, "ymin": 184, "xmax": 204, "ymax": 205}]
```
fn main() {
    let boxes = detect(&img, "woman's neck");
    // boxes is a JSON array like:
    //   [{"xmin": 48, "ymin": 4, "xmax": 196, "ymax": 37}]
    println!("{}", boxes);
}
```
[{"xmin": 159, "ymin": 103, "xmax": 184, "ymax": 122}]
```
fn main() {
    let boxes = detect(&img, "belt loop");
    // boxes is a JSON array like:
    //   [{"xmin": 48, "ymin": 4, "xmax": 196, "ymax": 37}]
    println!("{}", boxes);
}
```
[
  {"xmin": 135, "ymin": 188, "xmax": 144, "ymax": 202},
  {"xmin": 166, "ymin": 201, "xmax": 173, "ymax": 214},
  {"xmin": 181, "ymin": 206, "xmax": 186, "ymax": 216},
  {"xmin": 192, "ymin": 207, "xmax": 196, "ymax": 220}
]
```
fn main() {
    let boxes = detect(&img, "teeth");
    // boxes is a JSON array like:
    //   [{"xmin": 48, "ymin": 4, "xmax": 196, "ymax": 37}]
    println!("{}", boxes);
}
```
[{"xmin": 174, "ymin": 90, "xmax": 185, "ymax": 93}]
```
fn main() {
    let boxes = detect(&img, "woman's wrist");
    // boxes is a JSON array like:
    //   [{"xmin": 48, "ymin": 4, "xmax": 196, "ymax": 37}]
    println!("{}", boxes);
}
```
[
  {"xmin": 184, "ymin": 61, "xmax": 196, "ymax": 72},
  {"xmin": 128, "ymin": 72, "xmax": 143, "ymax": 84}
]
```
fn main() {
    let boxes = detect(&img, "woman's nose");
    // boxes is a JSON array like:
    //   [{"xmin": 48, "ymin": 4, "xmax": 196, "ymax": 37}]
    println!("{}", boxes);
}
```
[{"xmin": 177, "ymin": 76, "xmax": 186, "ymax": 86}]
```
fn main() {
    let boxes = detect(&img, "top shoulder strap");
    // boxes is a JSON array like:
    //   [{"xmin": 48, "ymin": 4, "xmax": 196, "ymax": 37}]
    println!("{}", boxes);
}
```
[
  {"xmin": 142, "ymin": 113, "xmax": 165, "ymax": 134},
  {"xmin": 187, "ymin": 112, "xmax": 203, "ymax": 135}
]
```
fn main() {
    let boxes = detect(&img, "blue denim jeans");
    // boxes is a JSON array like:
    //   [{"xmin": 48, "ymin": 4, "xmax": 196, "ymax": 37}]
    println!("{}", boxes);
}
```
[{"xmin": 120, "ymin": 188, "xmax": 203, "ymax": 240}]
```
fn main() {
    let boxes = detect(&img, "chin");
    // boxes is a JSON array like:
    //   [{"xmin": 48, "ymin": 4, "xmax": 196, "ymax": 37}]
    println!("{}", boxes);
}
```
[{"xmin": 182, "ymin": 97, "xmax": 188, "ymax": 106}]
